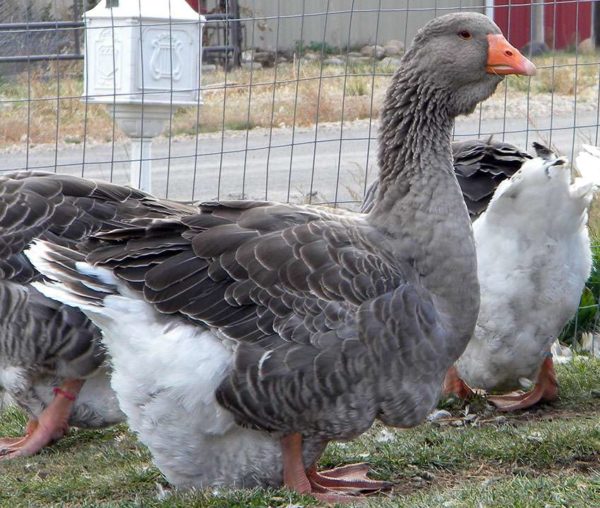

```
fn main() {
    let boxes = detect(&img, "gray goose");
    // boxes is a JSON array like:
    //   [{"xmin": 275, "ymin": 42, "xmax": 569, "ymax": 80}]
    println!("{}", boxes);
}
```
[
  {"xmin": 0, "ymin": 172, "xmax": 195, "ymax": 458},
  {"xmin": 361, "ymin": 137, "xmax": 532, "ymax": 218},
  {"xmin": 22, "ymin": 13, "xmax": 534, "ymax": 501}
]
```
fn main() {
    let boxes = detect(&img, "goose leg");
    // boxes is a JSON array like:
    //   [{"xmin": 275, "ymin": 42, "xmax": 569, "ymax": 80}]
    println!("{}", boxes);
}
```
[
  {"xmin": 0, "ymin": 379, "xmax": 83, "ymax": 459},
  {"xmin": 0, "ymin": 418, "xmax": 39, "ymax": 448},
  {"xmin": 442, "ymin": 365, "xmax": 474, "ymax": 399},
  {"xmin": 281, "ymin": 433, "xmax": 391, "ymax": 502},
  {"xmin": 307, "ymin": 462, "xmax": 392, "ymax": 493},
  {"xmin": 488, "ymin": 355, "xmax": 558, "ymax": 411}
]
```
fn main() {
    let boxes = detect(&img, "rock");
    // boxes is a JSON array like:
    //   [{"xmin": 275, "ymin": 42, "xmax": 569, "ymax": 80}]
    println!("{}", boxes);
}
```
[
  {"xmin": 253, "ymin": 51, "xmax": 276, "ymax": 67},
  {"xmin": 522, "ymin": 40, "xmax": 549, "ymax": 57},
  {"xmin": 375, "ymin": 428, "xmax": 395, "ymax": 443},
  {"xmin": 518, "ymin": 377, "xmax": 534, "ymax": 390},
  {"xmin": 323, "ymin": 57, "xmax": 345, "ymax": 66},
  {"xmin": 384, "ymin": 39, "xmax": 404, "ymax": 56},
  {"xmin": 427, "ymin": 409, "xmax": 452, "ymax": 422},
  {"xmin": 241, "ymin": 61, "xmax": 263, "ymax": 71},
  {"xmin": 525, "ymin": 431, "xmax": 544, "ymax": 443},
  {"xmin": 591, "ymin": 389, "xmax": 600, "ymax": 398},
  {"xmin": 360, "ymin": 44, "xmax": 385, "ymax": 59},
  {"xmin": 241, "ymin": 49, "xmax": 254, "ymax": 62},
  {"xmin": 579, "ymin": 38, "xmax": 596, "ymax": 55},
  {"xmin": 201, "ymin": 64, "xmax": 217, "ymax": 73},
  {"xmin": 494, "ymin": 415, "xmax": 508, "ymax": 424}
]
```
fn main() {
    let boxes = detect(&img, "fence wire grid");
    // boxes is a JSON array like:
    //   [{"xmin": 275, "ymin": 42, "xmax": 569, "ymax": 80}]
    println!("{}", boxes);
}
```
[{"xmin": 0, "ymin": 0, "xmax": 599, "ymax": 347}]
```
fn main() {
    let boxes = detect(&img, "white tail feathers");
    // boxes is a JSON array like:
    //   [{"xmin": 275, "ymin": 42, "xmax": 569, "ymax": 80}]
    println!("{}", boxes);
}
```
[
  {"xmin": 25, "ymin": 240, "xmax": 119, "ymax": 311},
  {"xmin": 576, "ymin": 144, "xmax": 600, "ymax": 187}
]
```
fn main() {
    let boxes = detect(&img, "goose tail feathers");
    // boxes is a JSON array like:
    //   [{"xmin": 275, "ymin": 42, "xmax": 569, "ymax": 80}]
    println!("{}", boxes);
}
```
[
  {"xmin": 576, "ymin": 144, "xmax": 600, "ymax": 187},
  {"xmin": 25, "ymin": 240, "xmax": 117, "ymax": 312}
]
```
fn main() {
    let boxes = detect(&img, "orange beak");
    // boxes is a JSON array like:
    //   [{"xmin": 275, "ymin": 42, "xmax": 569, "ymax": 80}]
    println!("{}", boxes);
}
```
[{"xmin": 486, "ymin": 34, "xmax": 536, "ymax": 76}]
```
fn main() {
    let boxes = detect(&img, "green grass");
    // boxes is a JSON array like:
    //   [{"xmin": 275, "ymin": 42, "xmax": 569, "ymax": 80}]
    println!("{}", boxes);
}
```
[{"xmin": 0, "ymin": 359, "xmax": 598, "ymax": 507}]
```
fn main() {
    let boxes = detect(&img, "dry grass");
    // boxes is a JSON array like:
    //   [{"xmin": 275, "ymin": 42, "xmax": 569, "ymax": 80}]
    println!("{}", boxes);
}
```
[{"xmin": 0, "ymin": 51, "xmax": 598, "ymax": 147}]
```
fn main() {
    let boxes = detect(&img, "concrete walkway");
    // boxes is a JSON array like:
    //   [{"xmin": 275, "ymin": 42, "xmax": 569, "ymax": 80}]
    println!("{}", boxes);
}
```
[{"xmin": 1, "ymin": 111, "xmax": 598, "ymax": 207}]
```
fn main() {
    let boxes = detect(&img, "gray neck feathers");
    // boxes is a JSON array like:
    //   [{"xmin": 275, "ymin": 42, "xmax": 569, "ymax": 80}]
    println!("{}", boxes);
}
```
[
  {"xmin": 368, "ymin": 63, "xmax": 479, "ymax": 357},
  {"xmin": 373, "ymin": 68, "xmax": 454, "ymax": 216}
]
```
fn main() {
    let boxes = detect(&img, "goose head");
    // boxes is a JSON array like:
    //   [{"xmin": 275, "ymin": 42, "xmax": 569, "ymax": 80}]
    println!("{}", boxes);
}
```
[{"xmin": 401, "ymin": 12, "xmax": 536, "ymax": 117}]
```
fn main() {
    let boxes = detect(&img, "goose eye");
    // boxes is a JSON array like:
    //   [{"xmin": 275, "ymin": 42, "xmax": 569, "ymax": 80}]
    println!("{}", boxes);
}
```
[{"xmin": 458, "ymin": 30, "xmax": 472, "ymax": 40}]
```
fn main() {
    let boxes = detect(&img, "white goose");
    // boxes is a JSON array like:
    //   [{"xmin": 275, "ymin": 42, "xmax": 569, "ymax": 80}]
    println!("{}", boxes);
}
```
[{"xmin": 445, "ymin": 145, "xmax": 600, "ymax": 410}]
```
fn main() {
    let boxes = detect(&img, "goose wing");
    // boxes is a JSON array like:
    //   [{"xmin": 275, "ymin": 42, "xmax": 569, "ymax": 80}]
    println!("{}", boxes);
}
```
[
  {"xmin": 0, "ymin": 171, "xmax": 195, "ymax": 283},
  {"xmin": 85, "ymin": 200, "xmax": 448, "ymax": 438}
]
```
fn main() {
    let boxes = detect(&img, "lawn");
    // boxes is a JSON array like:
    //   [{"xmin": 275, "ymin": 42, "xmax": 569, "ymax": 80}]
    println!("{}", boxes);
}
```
[{"xmin": 0, "ymin": 358, "xmax": 598, "ymax": 507}]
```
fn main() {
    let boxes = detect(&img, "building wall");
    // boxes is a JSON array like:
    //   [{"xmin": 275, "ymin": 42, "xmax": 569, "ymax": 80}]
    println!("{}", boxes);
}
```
[
  {"xmin": 237, "ymin": 0, "xmax": 487, "ymax": 51},
  {"xmin": 494, "ymin": 0, "xmax": 592, "ymax": 50}
]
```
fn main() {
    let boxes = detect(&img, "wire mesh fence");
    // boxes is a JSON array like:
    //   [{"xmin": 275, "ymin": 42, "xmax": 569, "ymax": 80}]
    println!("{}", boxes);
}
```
[{"xmin": 0, "ymin": 1, "xmax": 596, "ymax": 200}]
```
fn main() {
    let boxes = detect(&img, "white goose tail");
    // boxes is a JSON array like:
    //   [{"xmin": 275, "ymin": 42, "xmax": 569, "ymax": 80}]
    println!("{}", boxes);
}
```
[
  {"xmin": 576, "ymin": 144, "xmax": 600, "ymax": 187},
  {"xmin": 25, "ymin": 240, "xmax": 118, "ymax": 314}
]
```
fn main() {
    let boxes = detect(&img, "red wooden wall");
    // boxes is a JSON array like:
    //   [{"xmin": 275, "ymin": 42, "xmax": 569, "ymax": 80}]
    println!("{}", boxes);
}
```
[
  {"xmin": 185, "ymin": 0, "xmax": 208, "ymax": 14},
  {"xmin": 494, "ymin": 0, "xmax": 592, "ymax": 50}
]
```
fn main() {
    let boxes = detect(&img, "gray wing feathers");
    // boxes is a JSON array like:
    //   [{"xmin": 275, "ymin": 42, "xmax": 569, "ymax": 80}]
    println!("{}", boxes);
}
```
[
  {"xmin": 0, "ymin": 282, "xmax": 104, "ymax": 379},
  {"xmin": 0, "ymin": 172, "xmax": 195, "ymax": 390},
  {"xmin": 81, "ymin": 200, "xmax": 446, "ymax": 439}
]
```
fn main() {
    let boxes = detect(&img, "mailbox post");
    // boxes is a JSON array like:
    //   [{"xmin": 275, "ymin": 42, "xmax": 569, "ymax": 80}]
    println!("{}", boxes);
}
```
[{"xmin": 84, "ymin": 0, "xmax": 204, "ymax": 192}]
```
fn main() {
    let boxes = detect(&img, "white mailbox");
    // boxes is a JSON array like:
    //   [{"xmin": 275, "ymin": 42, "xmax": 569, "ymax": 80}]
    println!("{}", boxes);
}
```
[
  {"xmin": 84, "ymin": 0, "xmax": 203, "ymax": 105},
  {"xmin": 83, "ymin": 0, "xmax": 205, "ymax": 192}
]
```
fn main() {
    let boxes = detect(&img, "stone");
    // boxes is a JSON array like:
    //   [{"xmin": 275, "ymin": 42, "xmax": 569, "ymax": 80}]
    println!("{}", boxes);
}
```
[
  {"xmin": 201, "ymin": 64, "xmax": 217, "ymax": 73},
  {"xmin": 360, "ymin": 44, "xmax": 385, "ymax": 59},
  {"xmin": 323, "ymin": 57, "xmax": 345, "ymax": 66},
  {"xmin": 521, "ymin": 40, "xmax": 549, "ymax": 57},
  {"xmin": 384, "ymin": 39, "xmax": 404, "ymax": 56},
  {"xmin": 427, "ymin": 409, "xmax": 452, "ymax": 422},
  {"xmin": 578, "ymin": 38, "xmax": 596, "ymax": 55},
  {"xmin": 253, "ymin": 51, "xmax": 276, "ymax": 67},
  {"xmin": 385, "ymin": 39, "xmax": 404, "ymax": 50},
  {"xmin": 241, "ymin": 49, "xmax": 254, "ymax": 62}
]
